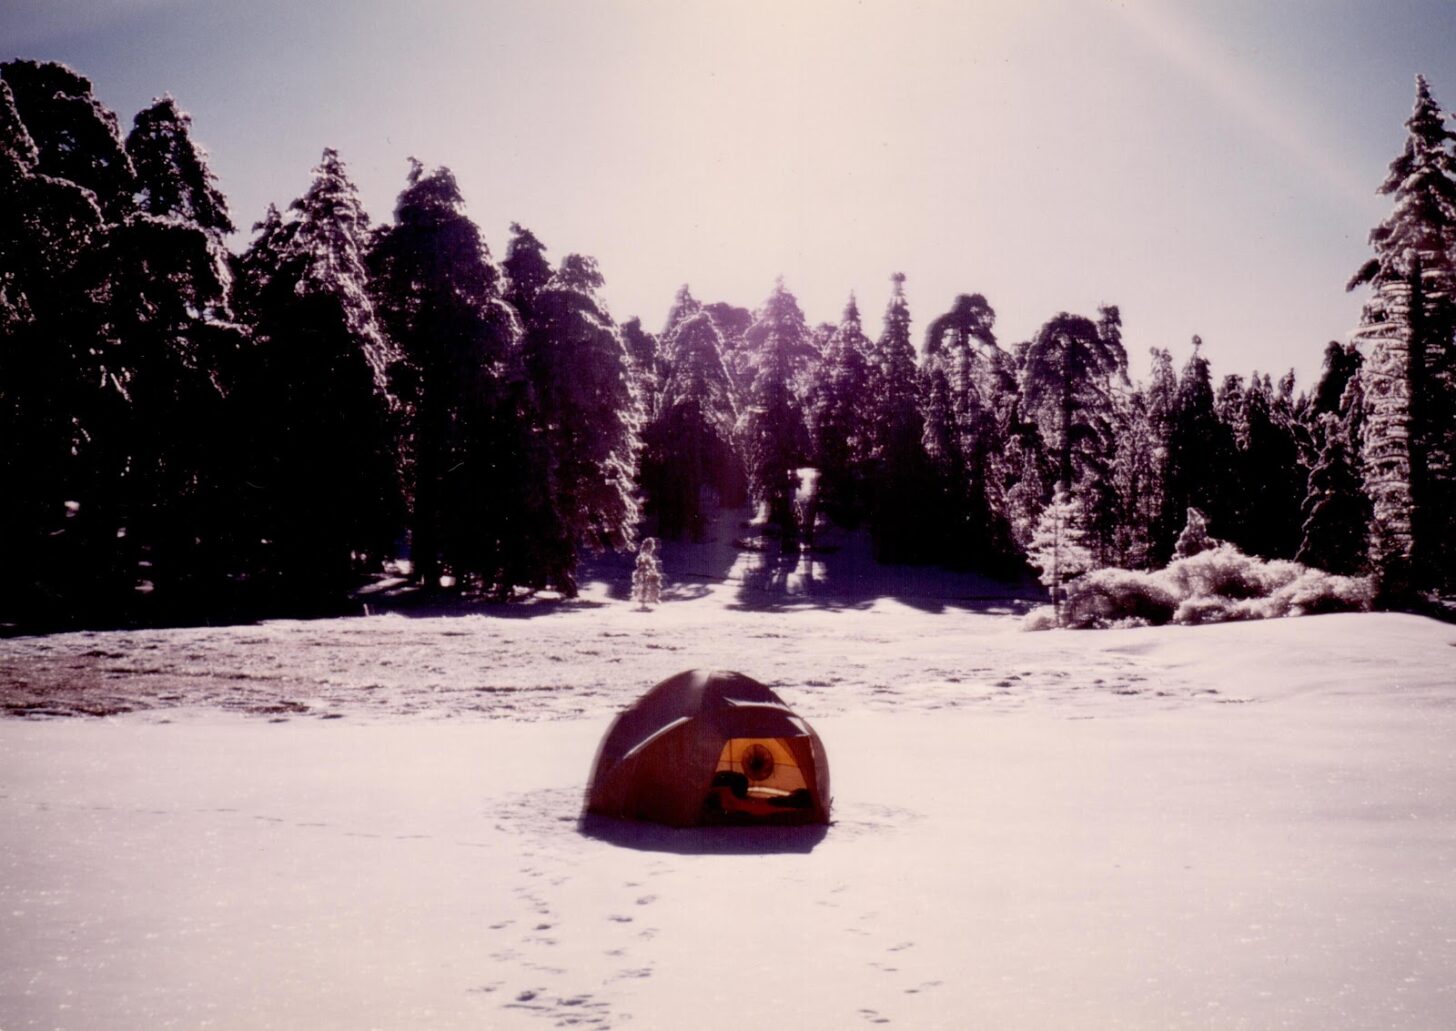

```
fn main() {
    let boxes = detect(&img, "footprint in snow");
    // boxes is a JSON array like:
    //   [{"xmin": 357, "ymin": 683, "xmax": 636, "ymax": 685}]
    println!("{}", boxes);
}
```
[
  {"xmin": 610, "ymin": 967, "xmax": 652, "ymax": 981},
  {"xmin": 905, "ymin": 979, "xmax": 944, "ymax": 995}
]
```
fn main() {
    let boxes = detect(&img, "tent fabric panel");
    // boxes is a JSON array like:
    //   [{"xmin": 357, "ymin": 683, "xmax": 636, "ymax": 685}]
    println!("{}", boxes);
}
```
[
  {"xmin": 784, "ymin": 735, "xmax": 832, "ymax": 823},
  {"xmin": 587, "ymin": 717, "xmax": 719, "ymax": 827},
  {"xmin": 710, "ymin": 706, "xmax": 810, "ymax": 740},
  {"xmin": 698, "ymin": 673, "xmax": 785, "ymax": 709},
  {"xmin": 621, "ymin": 718, "xmax": 723, "ymax": 827},
  {"xmin": 585, "ymin": 671, "xmax": 707, "ymax": 775},
  {"xmin": 620, "ymin": 715, "xmax": 695, "ymax": 762}
]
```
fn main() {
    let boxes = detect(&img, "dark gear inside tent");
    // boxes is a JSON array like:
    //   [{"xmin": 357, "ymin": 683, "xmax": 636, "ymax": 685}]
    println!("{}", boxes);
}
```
[{"xmin": 584, "ymin": 670, "xmax": 832, "ymax": 828}]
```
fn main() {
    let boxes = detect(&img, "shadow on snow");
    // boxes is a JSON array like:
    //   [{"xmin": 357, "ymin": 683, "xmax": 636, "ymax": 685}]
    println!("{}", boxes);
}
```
[{"xmin": 577, "ymin": 813, "xmax": 830, "ymax": 855}]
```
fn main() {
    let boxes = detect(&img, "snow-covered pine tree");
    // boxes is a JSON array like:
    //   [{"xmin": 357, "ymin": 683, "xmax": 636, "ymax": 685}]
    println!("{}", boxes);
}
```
[
  {"xmin": 0, "ymin": 71, "xmax": 102, "ymax": 395},
  {"xmin": 1215, "ymin": 373, "xmax": 1247, "ymax": 450},
  {"xmin": 1232, "ymin": 372, "xmax": 1308, "ymax": 560},
  {"xmin": 0, "ymin": 71, "xmax": 113, "ymax": 624},
  {"xmin": 69, "ymin": 88, "xmax": 247, "ymax": 607},
  {"xmin": 1111, "ymin": 385, "xmax": 1161, "ymax": 568},
  {"xmin": 1146, "ymin": 348, "xmax": 1178, "ymax": 440},
  {"xmin": 921, "ymin": 292, "xmax": 1018, "ymax": 572},
  {"xmin": 652, "ymin": 284, "xmax": 705, "ymax": 413},
  {"xmin": 640, "ymin": 309, "xmax": 741, "ymax": 539},
  {"xmin": 232, "ymin": 148, "xmax": 402, "ymax": 596},
  {"xmin": 1263, "ymin": 368, "xmax": 1310, "ymax": 547},
  {"xmin": 0, "ymin": 78, "xmax": 36, "ymax": 185},
  {"xmin": 919, "ymin": 358, "xmax": 966, "ymax": 549},
  {"xmin": 923, "ymin": 293, "xmax": 1007, "ymax": 436},
  {"xmin": 1, "ymin": 60, "xmax": 135, "ymax": 220},
  {"xmin": 1020, "ymin": 309, "xmax": 1127, "ymax": 563},
  {"xmin": 703, "ymin": 302, "xmax": 753, "ymax": 343},
  {"xmin": 0, "ymin": 79, "xmax": 38, "ymax": 336},
  {"xmin": 503, "ymin": 222, "xmax": 553, "ymax": 326},
  {"xmin": 128, "ymin": 96, "xmax": 233, "ymax": 240},
  {"xmin": 1122, "ymin": 347, "xmax": 1177, "ymax": 565},
  {"xmin": 1173, "ymin": 506, "xmax": 1218, "ymax": 559},
  {"xmin": 1310, "ymin": 341, "xmax": 1363, "ymax": 421},
  {"xmin": 235, "ymin": 203, "xmax": 293, "ymax": 292},
  {"xmin": 868, "ymin": 273, "xmax": 919, "ymax": 437},
  {"xmin": 660, "ymin": 284, "xmax": 703, "ymax": 352},
  {"xmin": 368, "ymin": 161, "xmax": 527, "ymax": 591},
  {"xmin": 291, "ymin": 149, "xmax": 396, "ymax": 382},
  {"xmin": 520, "ymin": 254, "xmax": 642, "ymax": 593},
  {"xmin": 702, "ymin": 300, "xmax": 755, "ymax": 395},
  {"xmin": 1337, "ymin": 360, "xmax": 1367, "ymax": 459},
  {"xmin": 864, "ymin": 273, "xmax": 933, "ymax": 561},
  {"xmin": 632, "ymin": 537, "xmax": 662, "ymax": 609},
  {"xmin": 1027, "ymin": 484, "xmax": 1095, "ymax": 627},
  {"xmin": 1348, "ymin": 75, "xmax": 1456, "ymax": 593},
  {"xmin": 739, "ymin": 280, "xmax": 814, "ymax": 540},
  {"xmin": 1277, "ymin": 368, "xmax": 1302, "ymax": 420},
  {"xmin": 1297, "ymin": 413, "xmax": 1371, "ymax": 575},
  {"xmin": 808, "ymin": 320, "xmax": 836, "ymax": 397},
  {"xmin": 1002, "ymin": 423, "xmax": 1053, "ymax": 555},
  {"xmin": 1354, "ymin": 275, "xmax": 1417, "ymax": 598},
  {"xmin": 1, "ymin": 60, "xmax": 131, "ymax": 424},
  {"xmin": 1160, "ymin": 338, "xmax": 1238, "ymax": 564},
  {"xmin": 1211, "ymin": 372, "xmax": 1253, "ymax": 548},
  {"xmin": 806, "ymin": 295, "xmax": 874, "ymax": 526},
  {"xmin": 618, "ymin": 317, "xmax": 660, "ymax": 417}
]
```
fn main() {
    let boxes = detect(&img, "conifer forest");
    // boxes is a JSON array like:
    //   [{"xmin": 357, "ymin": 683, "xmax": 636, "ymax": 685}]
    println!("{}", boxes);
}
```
[{"xmin": 3, "ymin": 58, "xmax": 1455, "ymax": 630}]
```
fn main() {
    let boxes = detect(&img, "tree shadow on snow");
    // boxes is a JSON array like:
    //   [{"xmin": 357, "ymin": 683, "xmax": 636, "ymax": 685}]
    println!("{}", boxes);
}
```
[
  {"xmin": 356, "ymin": 583, "xmax": 609, "ymax": 620},
  {"xmin": 577, "ymin": 813, "xmax": 829, "ymax": 855},
  {"xmin": 727, "ymin": 544, "xmax": 1042, "ymax": 616},
  {"xmin": 587, "ymin": 522, "xmax": 743, "ymax": 605}
]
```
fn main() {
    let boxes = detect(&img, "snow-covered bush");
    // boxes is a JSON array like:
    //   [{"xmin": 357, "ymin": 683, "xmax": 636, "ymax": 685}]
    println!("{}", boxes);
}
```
[
  {"xmin": 1172, "ymin": 594, "xmax": 1240, "ymax": 625},
  {"xmin": 1022, "ymin": 605, "xmax": 1060, "ymax": 631},
  {"xmin": 1029, "ymin": 543, "xmax": 1373, "ymax": 630},
  {"xmin": 1163, "ymin": 545, "xmax": 1287, "ymax": 600},
  {"xmin": 1273, "ymin": 565, "xmax": 1374, "ymax": 615},
  {"xmin": 1063, "ymin": 568, "xmax": 1179, "ymax": 627}
]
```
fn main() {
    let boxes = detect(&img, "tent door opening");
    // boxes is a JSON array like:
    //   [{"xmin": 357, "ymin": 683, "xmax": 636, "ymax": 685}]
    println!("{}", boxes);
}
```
[{"xmin": 702, "ymin": 737, "xmax": 813, "ymax": 822}]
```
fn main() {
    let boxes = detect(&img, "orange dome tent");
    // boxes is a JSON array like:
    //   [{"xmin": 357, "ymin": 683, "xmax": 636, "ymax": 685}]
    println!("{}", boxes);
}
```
[{"xmin": 584, "ymin": 670, "xmax": 832, "ymax": 827}]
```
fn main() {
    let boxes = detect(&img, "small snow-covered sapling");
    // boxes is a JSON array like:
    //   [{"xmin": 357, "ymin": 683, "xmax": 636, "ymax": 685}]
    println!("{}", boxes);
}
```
[{"xmin": 632, "ymin": 537, "xmax": 662, "ymax": 610}]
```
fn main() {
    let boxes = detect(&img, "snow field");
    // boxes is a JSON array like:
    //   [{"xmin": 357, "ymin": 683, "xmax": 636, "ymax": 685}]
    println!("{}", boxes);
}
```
[{"xmin": 2, "ymin": 603, "xmax": 1455, "ymax": 1028}]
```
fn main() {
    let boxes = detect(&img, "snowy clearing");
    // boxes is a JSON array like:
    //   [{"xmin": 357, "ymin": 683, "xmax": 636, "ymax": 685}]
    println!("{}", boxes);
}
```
[{"xmin": 2, "ymin": 580, "xmax": 1455, "ymax": 1029}]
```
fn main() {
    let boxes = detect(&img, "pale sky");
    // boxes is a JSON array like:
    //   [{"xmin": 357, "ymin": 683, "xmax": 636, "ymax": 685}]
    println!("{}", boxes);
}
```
[{"xmin": 4, "ymin": 0, "xmax": 1454, "ymax": 385}]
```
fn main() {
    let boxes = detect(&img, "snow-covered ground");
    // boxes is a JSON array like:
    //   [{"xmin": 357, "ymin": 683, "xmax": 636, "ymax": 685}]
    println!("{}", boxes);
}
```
[{"xmin": 2, "ymin": 558, "xmax": 1455, "ymax": 1029}]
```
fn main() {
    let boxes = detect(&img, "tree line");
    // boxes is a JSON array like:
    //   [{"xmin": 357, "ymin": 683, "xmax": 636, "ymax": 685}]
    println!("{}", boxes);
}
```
[{"xmin": 1, "ymin": 60, "xmax": 1452, "ymax": 629}]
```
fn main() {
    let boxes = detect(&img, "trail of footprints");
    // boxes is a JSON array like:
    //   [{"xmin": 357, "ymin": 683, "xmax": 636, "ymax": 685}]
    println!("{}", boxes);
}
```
[
  {"xmin": 486, "ymin": 853, "xmax": 663, "ymax": 1029},
  {"xmin": 837, "ymin": 899, "xmax": 947, "ymax": 1024}
]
